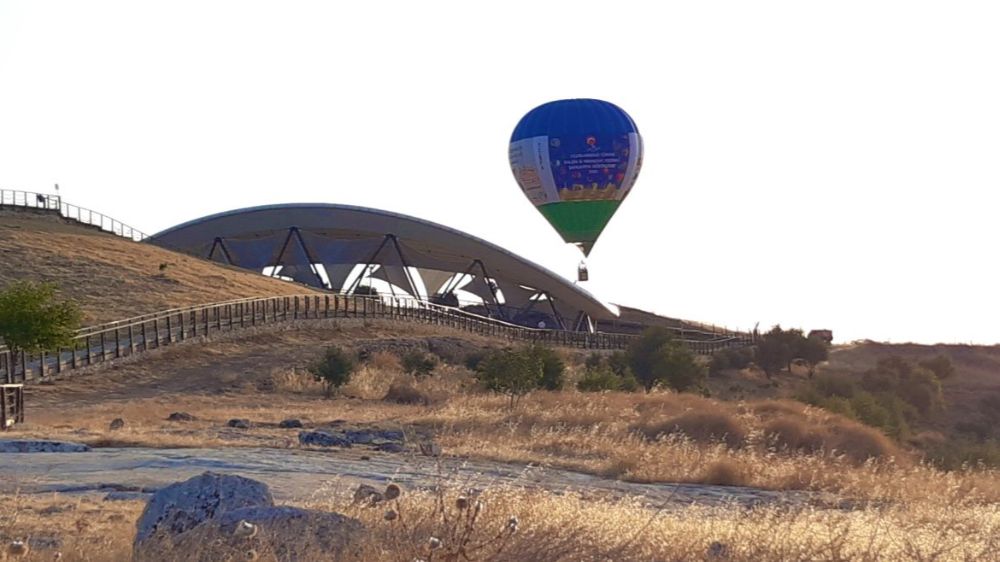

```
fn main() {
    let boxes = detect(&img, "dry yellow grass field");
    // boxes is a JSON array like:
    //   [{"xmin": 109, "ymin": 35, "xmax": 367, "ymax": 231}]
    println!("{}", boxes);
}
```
[
  {"xmin": 3, "ymin": 481, "xmax": 998, "ymax": 562},
  {"xmin": 14, "ymin": 323, "xmax": 1000, "ymax": 506},
  {"xmin": 0, "ymin": 211, "xmax": 317, "ymax": 323}
]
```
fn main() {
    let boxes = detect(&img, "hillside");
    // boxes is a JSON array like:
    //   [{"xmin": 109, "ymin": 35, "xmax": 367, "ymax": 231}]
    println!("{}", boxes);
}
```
[{"xmin": 0, "ymin": 209, "xmax": 319, "ymax": 323}]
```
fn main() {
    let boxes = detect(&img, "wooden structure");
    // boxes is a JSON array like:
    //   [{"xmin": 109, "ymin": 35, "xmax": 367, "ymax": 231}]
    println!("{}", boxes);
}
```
[
  {"xmin": 1, "ymin": 384, "xmax": 24, "ymax": 430},
  {"xmin": 0, "ymin": 294, "xmax": 756, "ymax": 386}
]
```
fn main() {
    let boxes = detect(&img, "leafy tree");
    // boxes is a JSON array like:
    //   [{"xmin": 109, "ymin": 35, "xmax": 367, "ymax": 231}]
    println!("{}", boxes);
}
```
[
  {"xmin": 755, "ymin": 325, "xmax": 829, "ymax": 377},
  {"xmin": 709, "ymin": 347, "xmax": 754, "ymax": 376},
  {"xmin": 0, "ymin": 281, "xmax": 81, "ymax": 359},
  {"xmin": 474, "ymin": 348, "xmax": 542, "ymax": 408},
  {"xmin": 309, "ymin": 346, "xmax": 356, "ymax": 398},
  {"xmin": 607, "ymin": 351, "xmax": 631, "ymax": 377},
  {"xmin": 627, "ymin": 327, "xmax": 674, "ymax": 390},
  {"xmin": 401, "ymin": 351, "xmax": 437, "ymax": 378},
  {"xmin": 627, "ymin": 328, "xmax": 705, "ymax": 392}
]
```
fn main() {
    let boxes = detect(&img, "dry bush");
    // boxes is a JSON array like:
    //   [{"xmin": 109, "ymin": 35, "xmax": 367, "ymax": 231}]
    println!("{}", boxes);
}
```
[
  {"xmin": 367, "ymin": 350, "xmax": 403, "ymax": 372},
  {"xmin": 383, "ymin": 381, "xmax": 430, "ymax": 405},
  {"xmin": 702, "ymin": 458, "xmax": 749, "ymax": 486},
  {"xmin": 763, "ymin": 417, "xmax": 827, "ymax": 453},
  {"xmin": 268, "ymin": 367, "xmax": 324, "ymax": 394},
  {"xmin": 825, "ymin": 420, "xmax": 905, "ymax": 464},
  {"xmin": 633, "ymin": 409, "xmax": 748, "ymax": 449}
]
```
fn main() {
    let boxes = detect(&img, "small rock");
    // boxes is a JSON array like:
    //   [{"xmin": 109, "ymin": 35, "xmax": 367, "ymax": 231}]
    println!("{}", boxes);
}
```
[
  {"xmin": 374, "ymin": 429, "xmax": 405, "ymax": 443},
  {"xmin": 360, "ymin": 455, "xmax": 371, "ymax": 461},
  {"xmin": 345, "ymin": 430, "xmax": 374, "ymax": 444},
  {"xmin": 278, "ymin": 419, "xmax": 303, "ymax": 429},
  {"xmin": 352, "ymin": 484, "xmax": 383, "ymax": 505},
  {"xmin": 0, "ymin": 440, "xmax": 90, "ymax": 453},
  {"xmin": 167, "ymin": 412, "xmax": 196, "ymax": 422},
  {"xmin": 375, "ymin": 442, "xmax": 405, "ymax": 454},
  {"xmin": 419, "ymin": 441, "xmax": 442, "ymax": 457},
  {"xmin": 7, "ymin": 540, "xmax": 28, "ymax": 557},
  {"xmin": 298, "ymin": 431, "xmax": 351, "ymax": 448},
  {"xmin": 109, "ymin": 418, "xmax": 126, "ymax": 431},
  {"xmin": 227, "ymin": 419, "xmax": 252, "ymax": 429},
  {"xmin": 707, "ymin": 541, "xmax": 729, "ymax": 558}
]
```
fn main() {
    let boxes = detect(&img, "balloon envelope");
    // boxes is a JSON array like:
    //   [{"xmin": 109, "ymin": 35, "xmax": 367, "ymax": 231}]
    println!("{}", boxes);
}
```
[{"xmin": 509, "ymin": 98, "xmax": 643, "ymax": 256}]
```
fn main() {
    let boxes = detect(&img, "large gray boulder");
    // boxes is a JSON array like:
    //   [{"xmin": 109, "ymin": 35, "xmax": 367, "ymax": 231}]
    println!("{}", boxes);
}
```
[
  {"xmin": 133, "ymin": 471, "xmax": 273, "ymax": 556},
  {"xmin": 153, "ymin": 506, "xmax": 363, "ymax": 562},
  {"xmin": 0, "ymin": 440, "xmax": 90, "ymax": 453}
]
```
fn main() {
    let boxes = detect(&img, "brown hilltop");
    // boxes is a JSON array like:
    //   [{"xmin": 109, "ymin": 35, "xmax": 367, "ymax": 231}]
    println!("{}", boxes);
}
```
[{"xmin": 0, "ymin": 209, "xmax": 318, "ymax": 324}]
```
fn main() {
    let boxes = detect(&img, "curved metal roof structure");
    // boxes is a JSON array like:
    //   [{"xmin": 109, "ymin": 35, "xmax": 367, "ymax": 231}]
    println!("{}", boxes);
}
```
[{"xmin": 148, "ymin": 203, "xmax": 618, "ymax": 330}]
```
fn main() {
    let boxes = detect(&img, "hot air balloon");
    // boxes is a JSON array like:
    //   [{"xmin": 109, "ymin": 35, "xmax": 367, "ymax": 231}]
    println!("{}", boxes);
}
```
[{"xmin": 509, "ymin": 98, "xmax": 643, "ymax": 258}]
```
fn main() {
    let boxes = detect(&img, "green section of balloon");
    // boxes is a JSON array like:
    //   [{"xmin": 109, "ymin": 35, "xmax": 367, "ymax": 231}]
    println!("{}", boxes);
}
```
[{"xmin": 509, "ymin": 99, "xmax": 643, "ymax": 256}]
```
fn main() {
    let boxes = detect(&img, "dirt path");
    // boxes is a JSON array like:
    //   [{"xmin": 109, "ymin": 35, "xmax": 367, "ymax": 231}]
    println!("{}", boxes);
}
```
[{"xmin": 0, "ymin": 446, "xmax": 810, "ymax": 510}]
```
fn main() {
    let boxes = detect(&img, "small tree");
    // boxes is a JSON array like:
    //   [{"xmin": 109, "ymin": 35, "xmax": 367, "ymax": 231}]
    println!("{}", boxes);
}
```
[
  {"xmin": 474, "ymin": 348, "xmax": 542, "ymax": 408},
  {"xmin": 0, "ymin": 281, "xmax": 81, "ymax": 359},
  {"xmin": 528, "ymin": 345, "xmax": 565, "ymax": 391},
  {"xmin": 401, "ymin": 350, "xmax": 437, "ymax": 378},
  {"xmin": 651, "ymin": 340, "xmax": 706, "ymax": 392},
  {"xmin": 627, "ymin": 327, "xmax": 705, "ymax": 392},
  {"xmin": 309, "ymin": 346, "xmax": 356, "ymax": 398},
  {"xmin": 627, "ymin": 327, "xmax": 674, "ymax": 391}
]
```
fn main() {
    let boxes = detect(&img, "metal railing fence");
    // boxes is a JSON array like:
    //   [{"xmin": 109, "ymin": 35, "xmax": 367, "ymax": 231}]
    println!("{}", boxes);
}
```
[
  {"xmin": 0, "ymin": 294, "xmax": 754, "ymax": 384},
  {"xmin": 1, "ymin": 189, "xmax": 147, "ymax": 241}
]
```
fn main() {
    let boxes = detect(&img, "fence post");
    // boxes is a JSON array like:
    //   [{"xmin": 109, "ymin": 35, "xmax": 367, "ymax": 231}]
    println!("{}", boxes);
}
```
[
  {"xmin": 153, "ymin": 318, "xmax": 160, "ymax": 347},
  {"xmin": 141, "ymin": 322, "xmax": 148, "ymax": 351},
  {"xmin": 39, "ymin": 351, "xmax": 46, "ymax": 378},
  {"xmin": 100, "ymin": 332, "xmax": 107, "ymax": 361},
  {"xmin": 115, "ymin": 328, "xmax": 121, "ymax": 357},
  {"xmin": 166, "ymin": 315, "xmax": 173, "ymax": 343},
  {"xmin": 129, "ymin": 325, "xmax": 135, "ymax": 352},
  {"xmin": 71, "ymin": 341, "xmax": 78, "ymax": 369},
  {"xmin": 85, "ymin": 336, "xmax": 92, "ymax": 365},
  {"xmin": 55, "ymin": 347, "xmax": 62, "ymax": 374},
  {"xmin": 204, "ymin": 308, "xmax": 210, "ymax": 334}
]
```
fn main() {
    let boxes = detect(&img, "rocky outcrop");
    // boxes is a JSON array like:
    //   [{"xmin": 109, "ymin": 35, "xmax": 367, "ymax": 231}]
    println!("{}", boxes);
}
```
[
  {"xmin": 226, "ymin": 419, "xmax": 252, "ymax": 429},
  {"xmin": 133, "ymin": 472, "xmax": 273, "ymax": 552},
  {"xmin": 0, "ymin": 440, "xmax": 90, "ymax": 453},
  {"xmin": 278, "ymin": 419, "xmax": 303, "ymax": 429},
  {"xmin": 133, "ymin": 473, "xmax": 362, "ymax": 562},
  {"xmin": 109, "ymin": 418, "xmax": 126, "ymax": 431},
  {"xmin": 166, "ymin": 412, "xmax": 196, "ymax": 422}
]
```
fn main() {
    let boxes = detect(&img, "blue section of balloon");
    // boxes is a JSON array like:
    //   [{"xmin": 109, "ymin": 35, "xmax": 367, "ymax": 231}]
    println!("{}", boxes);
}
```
[{"xmin": 510, "ymin": 99, "xmax": 639, "ymax": 142}]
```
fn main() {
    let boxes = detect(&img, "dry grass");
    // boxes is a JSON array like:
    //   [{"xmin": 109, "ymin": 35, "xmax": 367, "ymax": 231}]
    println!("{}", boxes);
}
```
[
  {"xmin": 2, "ymin": 480, "xmax": 998, "ymax": 562},
  {"xmin": 0, "ymin": 211, "xmax": 317, "ymax": 324}
]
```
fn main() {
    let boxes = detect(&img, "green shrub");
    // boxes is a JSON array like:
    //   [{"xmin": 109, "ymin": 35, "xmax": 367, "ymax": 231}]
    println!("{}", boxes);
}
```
[
  {"xmin": 0, "ymin": 281, "xmax": 82, "ymax": 358},
  {"xmin": 401, "ymin": 351, "xmax": 437, "ymax": 378},
  {"xmin": 474, "ymin": 348, "xmax": 543, "ymax": 408},
  {"xmin": 577, "ymin": 368, "xmax": 624, "ymax": 392},
  {"xmin": 709, "ymin": 347, "xmax": 754, "ymax": 375},
  {"xmin": 309, "ymin": 346, "xmax": 356, "ymax": 398},
  {"xmin": 627, "ymin": 328, "xmax": 705, "ymax": 392},
  {"xmin": 528, "ymin": 345, "xmax": 565, "ymax": 391}
]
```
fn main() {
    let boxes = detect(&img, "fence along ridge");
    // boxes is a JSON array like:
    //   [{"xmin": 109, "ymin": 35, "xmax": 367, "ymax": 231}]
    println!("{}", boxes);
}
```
[
  {"xmin": 0, "ymin": 188, "xmax": 148, "ymax": 241},
  {"xmin": 0, "ymin": 294, "xmax": 755, "ymax": 384}
]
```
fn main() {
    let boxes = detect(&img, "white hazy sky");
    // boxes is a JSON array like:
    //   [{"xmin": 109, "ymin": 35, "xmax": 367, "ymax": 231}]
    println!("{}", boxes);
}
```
[{"xmin": 2, "ymin": 1, "xmax": 999, "ymax": 344}]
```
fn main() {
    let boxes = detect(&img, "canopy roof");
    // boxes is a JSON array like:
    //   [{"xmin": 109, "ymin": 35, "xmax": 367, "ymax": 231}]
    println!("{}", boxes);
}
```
[{"xmin": 148, "ymin": 203, "xmax": 618, "ymax": 326}]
